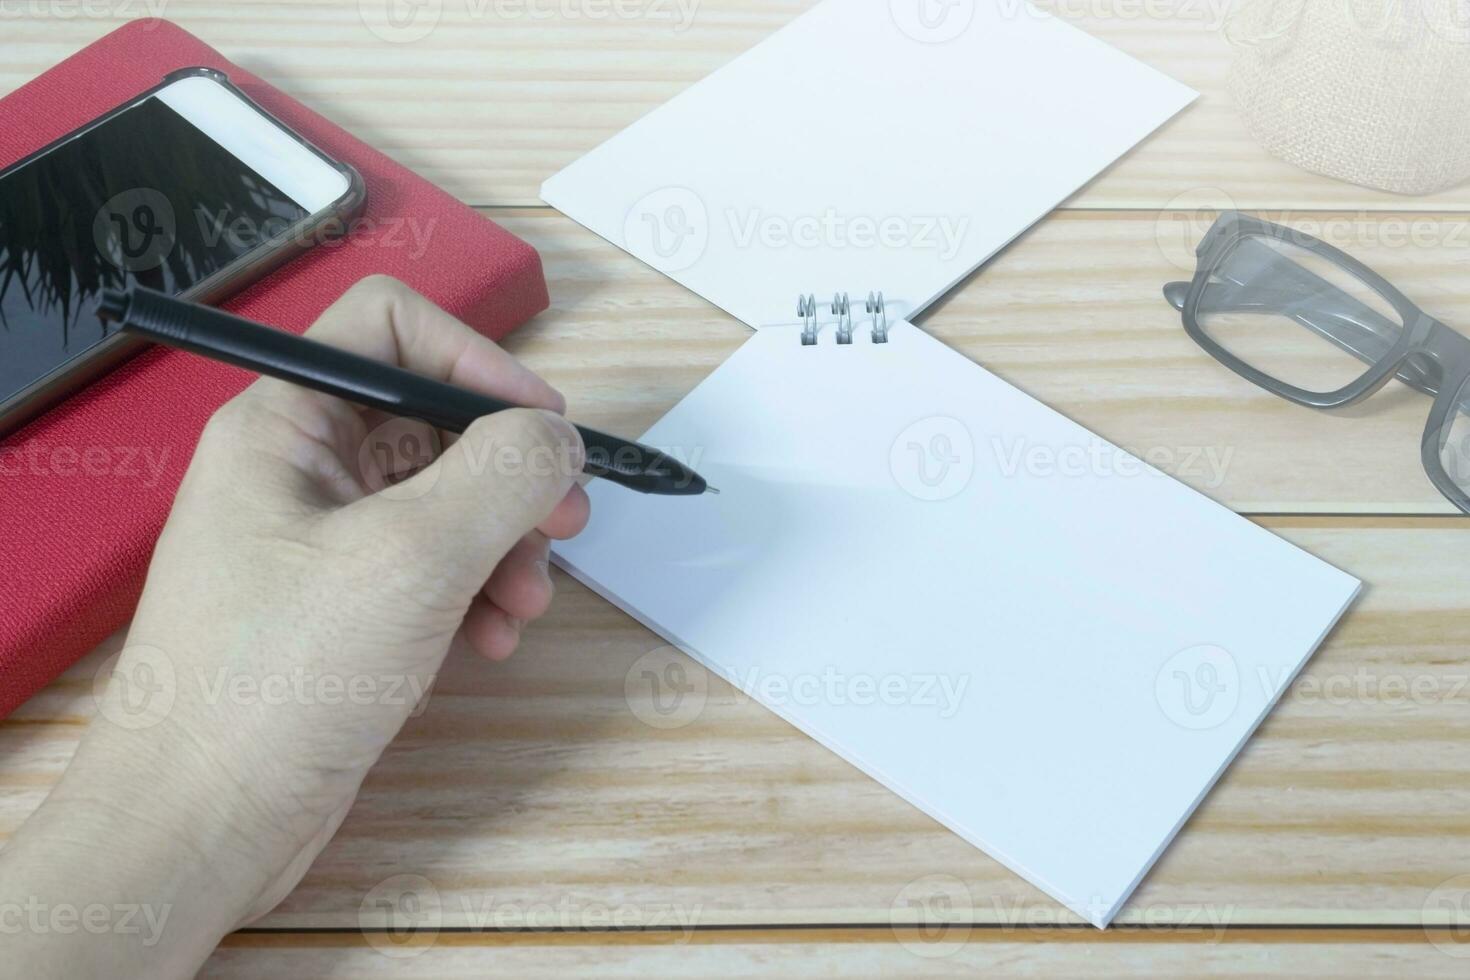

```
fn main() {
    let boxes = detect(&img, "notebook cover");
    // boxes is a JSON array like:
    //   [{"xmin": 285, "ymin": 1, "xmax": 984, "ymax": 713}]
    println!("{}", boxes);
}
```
[
  {"xmin": 554, "ymin": 320, "xmax": 1362, "ymax": 926},
  {"xmin": 0, "ymin": 20, "xmax": 550, "ymax": 717},
  {"xmin": 541, "ymin": 0, "xmax": 1196, "ymax": 329}
]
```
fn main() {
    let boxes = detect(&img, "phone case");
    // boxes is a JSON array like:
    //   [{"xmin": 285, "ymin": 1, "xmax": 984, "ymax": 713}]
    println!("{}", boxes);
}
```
[
  {"xmin": 0, "ymin": 20, "xmax": 551, "ymax": 717},
  {"xmin": 0, "ymin": 65, "xmax": 368, "ymax": 436}
]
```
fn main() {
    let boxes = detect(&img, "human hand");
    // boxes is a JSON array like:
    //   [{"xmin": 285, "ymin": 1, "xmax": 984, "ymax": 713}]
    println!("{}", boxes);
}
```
[{"xmin": 0, "ymin": 276, "xmax": 589, "ymax": 977}]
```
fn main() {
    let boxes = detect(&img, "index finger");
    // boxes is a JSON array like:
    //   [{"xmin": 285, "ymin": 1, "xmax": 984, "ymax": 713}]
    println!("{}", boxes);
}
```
[{"xmin": 259, "ymin": 275, "xmax": 566, "ymax": 414}]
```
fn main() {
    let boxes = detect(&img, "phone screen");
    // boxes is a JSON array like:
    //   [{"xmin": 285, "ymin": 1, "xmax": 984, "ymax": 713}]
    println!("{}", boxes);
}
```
[{"xmin": 0, "ymin": 93, "xmax": 311, "ymax": 406}]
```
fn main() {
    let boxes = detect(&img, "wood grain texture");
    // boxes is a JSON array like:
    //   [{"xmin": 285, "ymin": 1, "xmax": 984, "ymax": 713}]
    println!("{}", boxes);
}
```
[
  {"xmin": 5, "ymin": 520, "xmax": 1468, "ymax": 929},
  {"xmin": 5, "ymin": 2, "xmax": 1470, "ymax": 972},
  {"xmin": 4, "ymin": 0, "xmax": 1470, "ymax": 209},
  {"xmin": 488, "ymin": 207, "xmax": 1470, "ymax": 514},
  {"xmin": 195, "ymin": 928, "xmax": 1470, "ymax": 978}
]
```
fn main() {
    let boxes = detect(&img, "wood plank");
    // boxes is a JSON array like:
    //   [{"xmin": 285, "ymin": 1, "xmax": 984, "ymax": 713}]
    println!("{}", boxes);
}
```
[
  {"xmin": 6, "ymin": 4, "xmax": 1470, "ymax": 971},
  {"xmin": 5, "ymin": 1, "xmax": 1470, "ymax": 210},
  {"xmin": 5, "ymin": 520, "xmax": 1468, "ymax": 928},
  {"xmin": 197, "ymin": 928, "xmax": 1470, "ymax": 977},
  {"xmin": 488, "ymin": 207, "xmax": 1470, "ymax": 514}
]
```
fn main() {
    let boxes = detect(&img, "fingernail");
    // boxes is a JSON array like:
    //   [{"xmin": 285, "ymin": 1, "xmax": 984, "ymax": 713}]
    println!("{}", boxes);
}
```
[
  {"xmin": 506, "ymin": 616, "xmax": 527, "ymax": 632},
  {"xmin": 538, "ymin": 410, "xmax": 586, "ymax": 473},
  {"xmin": 535, "ymin": 559, "xmax": 553, "ymax": 586}
]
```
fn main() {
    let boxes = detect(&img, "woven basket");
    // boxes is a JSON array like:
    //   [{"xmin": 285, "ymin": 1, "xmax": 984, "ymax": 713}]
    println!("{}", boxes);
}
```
[{"xmin": 1227, "ymin": 0, "xmax": 1470, "ymax": 195}]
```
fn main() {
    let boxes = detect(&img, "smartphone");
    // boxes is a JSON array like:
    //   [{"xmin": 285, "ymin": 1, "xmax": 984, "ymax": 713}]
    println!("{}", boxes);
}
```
[{"xmin": 0, "ymin": 68, "xmax": 365, "ymax": 438}]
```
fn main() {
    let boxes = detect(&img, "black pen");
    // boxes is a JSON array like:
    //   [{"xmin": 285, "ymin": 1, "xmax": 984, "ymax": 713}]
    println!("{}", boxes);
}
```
[{"xmin": 95, "ymin": 285, "xmax": 715, "ymax": 496}]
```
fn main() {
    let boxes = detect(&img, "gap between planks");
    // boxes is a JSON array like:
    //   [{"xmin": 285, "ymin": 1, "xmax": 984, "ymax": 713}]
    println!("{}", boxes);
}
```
[{"xmin": 217, "ymin": 925, "xmax": 1463, "ymax": 948}]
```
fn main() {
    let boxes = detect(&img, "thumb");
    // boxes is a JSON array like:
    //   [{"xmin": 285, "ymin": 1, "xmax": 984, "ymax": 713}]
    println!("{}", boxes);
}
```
[{"xmin": 328, "ymin": 409, "xmax": 584, "ymax": 599}]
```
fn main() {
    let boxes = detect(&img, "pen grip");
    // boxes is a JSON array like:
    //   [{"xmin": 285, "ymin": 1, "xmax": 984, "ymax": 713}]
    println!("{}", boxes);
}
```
[
  {"xmin": 115, "ymin": 290, "xmax": 514, "ymax": 428},
  {"xmin": 100, "ymin": 287, "xmax": 706, "ymax": 495}
]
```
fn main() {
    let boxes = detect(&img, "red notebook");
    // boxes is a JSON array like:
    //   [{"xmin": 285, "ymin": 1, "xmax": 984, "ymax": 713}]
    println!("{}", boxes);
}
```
[{"xmin": 0, "ymin": 21, "xmax": 550, "ymax": 717}]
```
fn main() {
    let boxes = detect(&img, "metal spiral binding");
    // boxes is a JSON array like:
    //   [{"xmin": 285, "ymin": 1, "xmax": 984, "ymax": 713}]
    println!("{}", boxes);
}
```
[
  {"xmin": 832, "ymin": 293, "xmax": 854, "ymax": 344},
  {"xmin": 867, "ymin": 292, "xmax": 888, "ymax": 344},
  {"xmin": 794, "ymin": 291, "xmax": 890, "ymax": 345},
  {"xmin": 798, "ymin": 294, "xmax": 819, "ymax": 345}
]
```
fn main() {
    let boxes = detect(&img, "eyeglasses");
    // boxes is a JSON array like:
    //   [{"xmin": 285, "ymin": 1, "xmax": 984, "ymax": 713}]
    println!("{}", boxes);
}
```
[{"xmin": 1164, "ymin": 211, "xmax": 1470, "ymax": 515}]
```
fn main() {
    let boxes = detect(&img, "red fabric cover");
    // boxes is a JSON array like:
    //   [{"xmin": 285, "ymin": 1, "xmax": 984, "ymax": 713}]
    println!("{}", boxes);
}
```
[{"xmin": 0, "ymin": 20, "xmax": 550, "ymax": 716}]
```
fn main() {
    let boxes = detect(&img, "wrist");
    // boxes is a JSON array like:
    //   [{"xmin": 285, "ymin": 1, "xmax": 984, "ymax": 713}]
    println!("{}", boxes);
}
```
[
  {"xmin": 0, "ymin": 786, "xmax": 248, "ymax": 978},
  {"xmin": 0, "ymin": 724, "xmax": 275, "ymax": 978}
]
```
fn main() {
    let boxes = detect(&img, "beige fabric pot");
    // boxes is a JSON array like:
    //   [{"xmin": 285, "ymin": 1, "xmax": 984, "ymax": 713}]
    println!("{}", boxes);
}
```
[{"xmin": 1227, "ymin": 0, "xmax": 1470, "ymax": 195}]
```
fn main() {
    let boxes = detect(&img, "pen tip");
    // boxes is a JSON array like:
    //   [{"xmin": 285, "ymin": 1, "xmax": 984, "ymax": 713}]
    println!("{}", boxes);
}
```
[{"xmin": 705, "ymin": 485, "xmax": 721, "ymax": 495}]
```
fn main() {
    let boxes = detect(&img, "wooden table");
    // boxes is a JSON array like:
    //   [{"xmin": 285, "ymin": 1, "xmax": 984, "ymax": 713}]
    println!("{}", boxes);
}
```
[{"xmin": 5, "ymin": 2, "xmax": 1469, "ymax": 974}]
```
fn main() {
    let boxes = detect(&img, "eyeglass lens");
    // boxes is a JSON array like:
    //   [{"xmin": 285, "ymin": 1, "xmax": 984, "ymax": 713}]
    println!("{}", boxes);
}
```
[
  {"xmin": 1195, "ymin": 234, "xmax": 1404, "ymax": 394},
  {"xmin": 1441, "ymin": 373, "xmax": 1470, "ymax": 498}
]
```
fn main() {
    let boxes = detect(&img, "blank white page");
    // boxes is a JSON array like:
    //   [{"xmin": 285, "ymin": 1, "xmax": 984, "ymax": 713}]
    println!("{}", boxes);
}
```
[
  {"xmin": 541, "ymin": 0, "xmax": 1196, "ymax": 328},
  {"xmin": 554, "ymin": 322, "xmax": 1361, "ymax": 926}
]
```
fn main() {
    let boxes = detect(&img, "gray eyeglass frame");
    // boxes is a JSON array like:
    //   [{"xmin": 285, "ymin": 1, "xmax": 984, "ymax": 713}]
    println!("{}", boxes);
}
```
[{"xmin": 1164, "ymin": 211, "xmax": 1470, "ymax": 515}]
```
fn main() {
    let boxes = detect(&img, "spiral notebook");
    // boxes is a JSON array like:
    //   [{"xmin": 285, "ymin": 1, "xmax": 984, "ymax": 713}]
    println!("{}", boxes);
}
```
[
  {"xmin": 540, "ymin": 0, "xmax": 1198, "ymax": 329},
  {"xmin": 555, "ymin": 308, "xmax": 1361, "ymax": 926},
  {"xmin": 544, "ymin": 0, "xmax": 1360, "ymax": 926}
]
